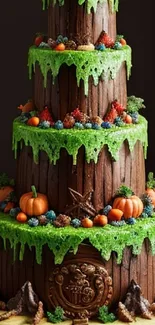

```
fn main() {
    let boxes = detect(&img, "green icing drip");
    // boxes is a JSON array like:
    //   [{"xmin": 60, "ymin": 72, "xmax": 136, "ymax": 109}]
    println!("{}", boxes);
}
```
[
  {"xmin": 1, "ymin": 213, "xmax": 155, "ymax": 265},
  {"xmin": 12, "ymin": 116, "xmax": 148, "ymax": 165},
  {"xmin": 42, "ymin": 0, "xmax": 119, "ymax": 13},
  {"xmin": 28, "ymin": 46, "xmax": 132, "ymax": 96}
]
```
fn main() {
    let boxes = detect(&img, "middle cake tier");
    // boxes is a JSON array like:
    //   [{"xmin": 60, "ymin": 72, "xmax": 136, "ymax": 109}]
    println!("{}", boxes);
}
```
[
  {"xmin": 13, "ymin": 115, "xmax": 147, "ymax": 213},
  {"xmin": 29, "ymin": 47, "xmax": 131, "ymax": 120}
]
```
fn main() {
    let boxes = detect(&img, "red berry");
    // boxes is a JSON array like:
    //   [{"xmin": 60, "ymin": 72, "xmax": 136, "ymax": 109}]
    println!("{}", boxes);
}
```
[{"xmin": 34, "ymin": 35, "xmax": 44, "ymax": 47}]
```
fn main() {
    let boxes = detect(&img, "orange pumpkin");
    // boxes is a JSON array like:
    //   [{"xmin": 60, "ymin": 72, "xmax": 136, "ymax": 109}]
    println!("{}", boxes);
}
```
[
  {"xmin": 0, "ymin": 186, "xmax": 14, "ymax": 202},
  {"xmin": 145, "ymin": 188, "xmax": 155, "ymax": 207},
  {"xmin": 16, "ymin": 212, "xmax": 27, "ymax": 223},
  {"xmin": 94, "ymin": 214, "xmax": 108, "ymax": 226},
  {"xmin": 113, "ymin": 195, "xmax": 143, "ymax": 219},
  {"xmin": 108, "ymin": 208, "xmax": 123, "ymax": 221},
  {"xmin": 19, "ymin": 185, "xmax": 48, "ymax": 216},
  {"xmin": 81, "ymin": 218, "xmax": 93, "ymax": 228},
  {"xmin": 27, "ymin": 117, "xmax": 40, "ymax": 127},
  {"xmin": 125, "ymin": 114, "xmax": 132, "ymax": 124}
]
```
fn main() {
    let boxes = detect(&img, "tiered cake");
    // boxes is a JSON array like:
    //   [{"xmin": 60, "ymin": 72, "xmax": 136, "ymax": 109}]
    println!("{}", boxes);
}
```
[{"xmin": 0, "ymin": 0, "xmax": 155, "ymax": 323}]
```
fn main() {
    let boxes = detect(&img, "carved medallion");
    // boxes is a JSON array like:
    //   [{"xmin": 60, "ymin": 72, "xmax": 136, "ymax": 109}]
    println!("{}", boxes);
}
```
[{"xmin": 48, "ymin": 259, "xmax": 113, "ymax": 319}]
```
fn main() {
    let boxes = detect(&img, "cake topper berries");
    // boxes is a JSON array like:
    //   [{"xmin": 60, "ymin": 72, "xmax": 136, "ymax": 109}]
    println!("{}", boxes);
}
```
[
  {"xmin": 95, "ymin": 30, "xmax": 114, "ymax": 48},
  {"xmin": 39, "ymin": 105, "xmax": 54, "ymax": 126},
  {"xmin": 34, "ymin": 33, "xmax": 44, "ymax": 47}
]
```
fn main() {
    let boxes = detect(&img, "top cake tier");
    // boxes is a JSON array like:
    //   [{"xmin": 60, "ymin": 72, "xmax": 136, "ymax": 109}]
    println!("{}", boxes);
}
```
[{"xmin": 47, "ymin": 0, "xmax": 117, "ymax": 43}]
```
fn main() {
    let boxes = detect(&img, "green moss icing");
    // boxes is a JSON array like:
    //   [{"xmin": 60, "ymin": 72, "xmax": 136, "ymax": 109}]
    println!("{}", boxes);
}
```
[
  {"xmin": 28, "ymin": 46, "xmax": 132, "ymax": 96},
  {"xmin": 42, "ymin": 0, "xmax": 119, "ymax": 13},
  {"xmin": 1, "ymin": 213, "xmax": 155, "ymax": 265},
  {"xmin": 12, "ymin": 116, "xmax": 148, "ymax": 165}
]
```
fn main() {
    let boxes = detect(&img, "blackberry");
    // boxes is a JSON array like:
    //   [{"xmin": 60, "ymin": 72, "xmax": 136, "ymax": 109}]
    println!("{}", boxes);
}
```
[
  {"xmin": 103, "ymin": 205, "xmax": 112, "ymax": 216},
  {"xmin": 71, "ymin": 218, "xmax": 81, "ymax": 228},
  {"xmin": 28, "ymin": 218, "xmax": 39, "ymax": 227},
  {"xmin": 126, "ymin": 217, "xmax": 136, "ymax": 225},
  {"xmin": 101, "ymin": 121, "xmax": 112, "ymax": 129},
  {"xmin": 110, "ymin": 220, "xmax": 126, "ymax": 227}
]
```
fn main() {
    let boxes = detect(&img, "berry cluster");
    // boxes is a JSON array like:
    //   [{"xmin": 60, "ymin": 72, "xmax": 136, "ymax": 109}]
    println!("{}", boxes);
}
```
[
  {"xmin": 18, "ymin": 100, "xmax": 140, "ymax": 130},
  {"xmin": 33, "ymin": 31, "xmax": 127, "ymax": 52}
]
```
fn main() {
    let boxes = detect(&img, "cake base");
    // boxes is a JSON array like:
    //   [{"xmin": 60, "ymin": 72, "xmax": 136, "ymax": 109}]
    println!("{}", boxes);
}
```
[
  {"xmin": 0, "ymin": 237, "xmax": 154, "ymax": 318},
  {"xmin": 0, "ymin": 313, "xmax": 154, "ymax": 325}
]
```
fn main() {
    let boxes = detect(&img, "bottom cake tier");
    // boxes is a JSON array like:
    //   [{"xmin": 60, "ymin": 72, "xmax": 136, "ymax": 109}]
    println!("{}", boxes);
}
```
[{"xmin": 0, "ymin": 213, "xmax": 155, "ymax": 320}]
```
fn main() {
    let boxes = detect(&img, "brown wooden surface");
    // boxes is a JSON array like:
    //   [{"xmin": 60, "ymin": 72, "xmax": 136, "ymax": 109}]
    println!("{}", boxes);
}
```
[
  {"xmin": 48, "ymin": 0, "xmax": 116, "ymax": 43},
  {"xmin": 34, "ymin": 63, "xmax": 127, "ymax": 120},
  {"xmin": 0, "ymin": 239, "xmax": 155, "ymax": 313},
  {"xmin": 16, "ymin": 140, "xmax": 145, "ymax": 214}
]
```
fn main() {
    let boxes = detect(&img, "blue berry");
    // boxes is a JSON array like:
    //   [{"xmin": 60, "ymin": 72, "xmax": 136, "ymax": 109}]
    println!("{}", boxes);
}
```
[
  {"xmin": 55, "ymin": 120, "xmax": 64, "ymax": 130},
  {"xmin": 56, "ymin": 35, "xmax": 64, "ymax": 44},
  {"xmin": 114, "ymin": 117, "xmax": 124, "ymax": 127},
  {"xmin": 71, "ymin": 218, "xmax": 81, "ymax": 228},
  {"xmin": 63, "ymin": 37, "xmax": 68, "ymax": 43},
  {"xmin": 38, "ymin": 42, "xmax": 50, "ymax": 48},
  {"xmin": 110, "ymin": 220, "xmax": 126, "ymax": 227},
  {"xmin": 74, "ymin": 122, "xmax": 84, "ymax": 130},
  {"xmin": 92, "ymin": 123, "xmax": 101, "ymax": 130},
  {"xmin": 103, "ymin": 205, "xmax": 112, "ymax": 216},
  {"xmin": 39, "ymin": 121, "xmax": 51, "ymax": 129},
  {"xmin": 126, "ymin": 217, "xmax": 136, "ymax": 225},
  {"xmin": 84, "ymin": 122, "xmax": 93, "ymax": 129},
  {"xmin": 114, "ymin": 42, "xmax": 122, "ymax": 50},
  {"xmin": 95, "ymin": 44, "xmax": 106, "ymax": 51},
  {"xmin": 28, "ymin": 218, "xmax": 39, "ymax": 227},
  {"xmin": 10, "ymin": 207, "xmax": 21, "ymax": 217},
  {"xmin": 45, "ymin": 210, "xmax": 56, "ymax": 221},
  {"xmin": 141, "ymin": 212, "xmax": 148, "ymax": 219},
  {"xmin": 101, "ymin": 122, "xmax": 112, "ymax": 129},
  {"xmin": 143, "ymin": 205, "xmax": 153, "ymax": 216}
]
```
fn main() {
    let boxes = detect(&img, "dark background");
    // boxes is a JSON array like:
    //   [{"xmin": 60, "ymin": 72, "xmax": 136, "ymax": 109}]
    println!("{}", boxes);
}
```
[{"xmin": 0, "ymin": 0, "xmax": 153, "ymax": 178}]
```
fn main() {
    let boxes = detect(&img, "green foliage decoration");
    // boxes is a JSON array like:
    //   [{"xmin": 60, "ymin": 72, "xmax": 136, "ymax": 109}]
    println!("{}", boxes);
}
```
[
  {"xmin": 28, "ymin": 46, "xmax": 132, "ymax": 96},
  {"xmin": 47, "ymin": 307, "xmax": 64, "ymax": 323},
  {"xmin": 42, "ymin": 0, "xmax": 119, "ymax": 13},
  {"xmin": 146, "ymin": 172, "xmax": 155, "ymax": 189},
  {"xmin": 1, "ymin": 212, "xmax": 155, "ymax": 265},
  {"xmin": 98, "ymin": 306, "xmax": 116, "ymax": 323},
  {"xmin": 127, "ymin": 96, "xmax": 146, "ymax": 113},
  {"xmin": 12, "ymin": 115, "xmax": 147, "ymax": 165}
]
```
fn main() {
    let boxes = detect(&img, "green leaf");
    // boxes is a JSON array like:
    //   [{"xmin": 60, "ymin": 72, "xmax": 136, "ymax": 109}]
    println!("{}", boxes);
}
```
[
  {"xmin": 98, "ymin": 306, "xmax": 116, "ymax": 323},
  {"xmin": 47, "ymin": 307, "xmax": 64, "ymax": 323},
  {"xmin": 146, "ymin": 172, "xmax": 155, "ymax": 189}
]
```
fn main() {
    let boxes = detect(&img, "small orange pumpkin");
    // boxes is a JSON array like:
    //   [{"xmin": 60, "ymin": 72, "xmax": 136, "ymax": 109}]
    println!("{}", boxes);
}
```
[
  {"xmin": 0, "ymin": 186, "xmax": 14, "ymax": 202},
  {"xmin": 19, "ymin": 185, "xmax": 48, "ymax": 216},
  {"xmin": 125, "ymin": 114, "xmax": 132, "ymax": 124},
  {"xmin": 113, "ymin": 185, "xmax": 143, "ymax": 219},
  {"xmin": 81, "ymin": 217, "xmax": 93, "ymax": 228},
  {"xmin": 16, "ymin": 212, "xmax": 27, "ymax": 223},
  {"xmin": 27, "ymin": 117, "xmax": 40, "ymax": 127},
  {"xmin": 94, "ymin": 214, "xmax": 108, "ymax": 226},
  {"xmin": 108, "ymin": 209, "xmax": 123, "ymax": 221},
  {"xmin": 145, "ymin": 172, "xmax": 155, "ymax": 207},
  {"xmin": 145, "ymin": 188, "xmax": 155, "ymax": 206},
  {"xmin": 55, "ymin": 43, "xmax": 65, "ymax": 51}
]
